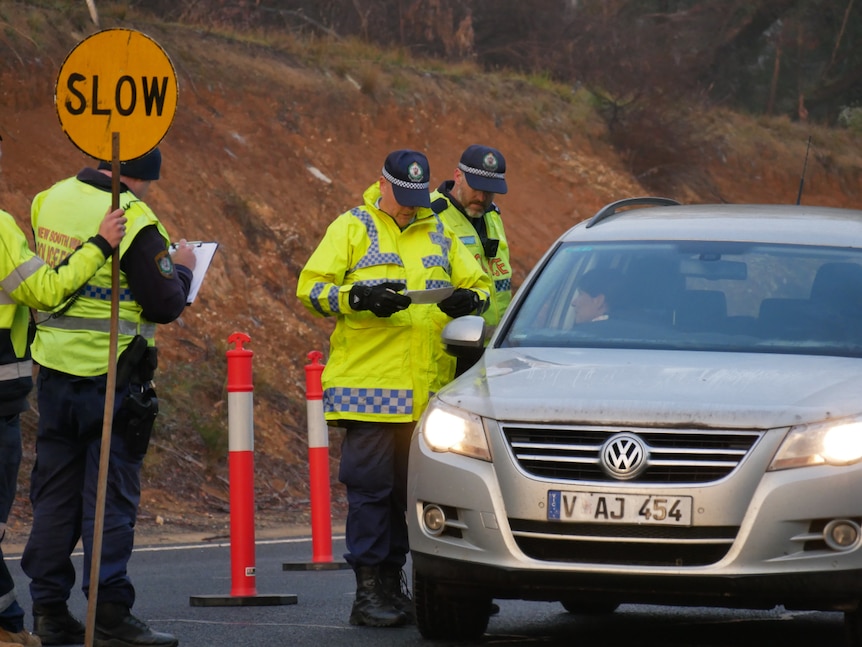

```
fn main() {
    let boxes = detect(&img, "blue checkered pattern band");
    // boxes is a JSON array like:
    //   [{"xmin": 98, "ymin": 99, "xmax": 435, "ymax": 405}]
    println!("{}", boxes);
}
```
[
  {"xmin": 424, "ymin": 279, "xmax": 452, "ymax": 290},
  {"xmin": 422, "ymin": 255, "xmax": 449, "ymax": 271},
  {"xmin": 495, "ymin": 278, "xmax": 511, "ymax": 292},
  {"xmin": 422, "ymin": 218, "xmax": 451, "ymax": 273},
  {"xmin": 325, "ymin": 387, "xmax": 413, "ymax": 415},
  {"xmin": 382, "ymin": 167, "xmax": 429, "ymax": 191},
  {"xmin": 458, "ymin": 162, "xmax": 505, "ymax": 180},
  {"xmin": 351, "ymin": 208, "xmax": 404, "ymax": 271},
  {"xmin": 310, "ymin": 282, "xmax": 338, "ymax": 316},
  {"xmin": 83, "ymin": 285, "xmax": 135, "ymax": 301}
]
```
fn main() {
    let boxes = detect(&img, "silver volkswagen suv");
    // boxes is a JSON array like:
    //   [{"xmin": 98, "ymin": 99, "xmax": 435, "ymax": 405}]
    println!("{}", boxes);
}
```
[{"xmin": 407, "ymin": 198, "xmax": 862, "ymax": 644}]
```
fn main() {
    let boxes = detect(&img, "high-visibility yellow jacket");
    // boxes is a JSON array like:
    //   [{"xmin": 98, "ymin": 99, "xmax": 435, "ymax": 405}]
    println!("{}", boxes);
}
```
[
  {"xmin": 432, "ymin": 185, "xmax": 512, "ymax": 326},
  {"xmin": 0, "ymin": 209, "xmax": 110, "ymax": 414},
  {"xmin": 30, "ymin": 177, "xmax": 170, "ymax": 376},
  {"xmin": 297, "ymin": 183, "xmax": 492, "ymax": 423}
]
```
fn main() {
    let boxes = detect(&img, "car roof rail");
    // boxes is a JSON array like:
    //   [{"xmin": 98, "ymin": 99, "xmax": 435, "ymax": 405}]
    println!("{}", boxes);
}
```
[{"xmin": 585, "ymin": 197, "xmax": 681, "ymax": 228}]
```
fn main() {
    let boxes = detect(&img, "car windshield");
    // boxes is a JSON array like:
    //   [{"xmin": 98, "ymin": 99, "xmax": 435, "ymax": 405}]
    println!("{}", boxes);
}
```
[{"xmin": 500, "ymin": 240, "xmax": 862, "ymax": 358}]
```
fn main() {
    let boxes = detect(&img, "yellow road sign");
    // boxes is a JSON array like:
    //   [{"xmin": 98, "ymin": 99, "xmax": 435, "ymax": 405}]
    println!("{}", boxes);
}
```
[{"xmin": 55, "ymin": 28, "xmax": 178, "ymax": 161}]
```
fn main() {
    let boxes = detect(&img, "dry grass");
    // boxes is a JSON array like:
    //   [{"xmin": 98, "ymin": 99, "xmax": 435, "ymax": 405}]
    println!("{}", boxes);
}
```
[{"xmin": 3, "ymin": 1, "xmax": 862, "ymax": 534}]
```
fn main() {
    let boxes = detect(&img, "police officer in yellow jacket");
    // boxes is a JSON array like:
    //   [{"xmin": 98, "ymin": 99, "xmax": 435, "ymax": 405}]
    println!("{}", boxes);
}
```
[
  {"xmin": 0, "ymin": 131, "xmax": 126, "ymax": 647},
  {"xmin": 297, "ymin": 150, "xmax": 491, "ymax": 628},
  {"xmin": 21, "ymin": 148, "xmax": 195, "ymax": 647},
  {"xmin": 432, "ymin": 145, "xmax": 512, "ymax": 332}
]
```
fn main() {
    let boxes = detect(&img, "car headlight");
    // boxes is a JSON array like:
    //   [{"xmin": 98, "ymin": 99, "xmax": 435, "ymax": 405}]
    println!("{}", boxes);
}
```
[
  {"xmin": 420, "ymin": 398, "xmax": 491, "ymax": 461},
  {"xmin": 769, "ymin": 419, "xmax": 862, "ymax": 471}
]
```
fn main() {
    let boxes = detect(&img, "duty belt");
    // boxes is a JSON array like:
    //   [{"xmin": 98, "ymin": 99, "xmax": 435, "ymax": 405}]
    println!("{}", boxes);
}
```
[
  {"xmin": 36, "ymin": 314, "xmax": 156, "ymax": 339},
  {"xmin": 0, "ymin": 359, "xmax": 32, "ymax": 381}
]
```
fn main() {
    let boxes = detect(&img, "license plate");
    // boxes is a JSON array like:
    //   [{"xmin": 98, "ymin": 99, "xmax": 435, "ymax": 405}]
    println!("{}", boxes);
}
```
[{"xmin": 547, "ymin": 490, "xmax": 693, "ymax": 526}]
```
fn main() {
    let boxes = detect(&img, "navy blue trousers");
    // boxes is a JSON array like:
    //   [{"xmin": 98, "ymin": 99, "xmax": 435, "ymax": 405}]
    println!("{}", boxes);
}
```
[
  {"xmin": 0, "ymin": 413, "xmax": 25, "ymax": 632},
  {"xmin": 338, "ymin": 421, "xmax": 413, "ymax": 569},
  {"xmin": 21, "ymin": 368, "xmax": 141, "ymax": 610}
]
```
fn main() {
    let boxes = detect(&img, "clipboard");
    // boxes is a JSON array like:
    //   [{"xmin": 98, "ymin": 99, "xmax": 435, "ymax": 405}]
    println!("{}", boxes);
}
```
[{"xmin": 169, "ymin": 241, "xmax": 218, "ymax": 304}]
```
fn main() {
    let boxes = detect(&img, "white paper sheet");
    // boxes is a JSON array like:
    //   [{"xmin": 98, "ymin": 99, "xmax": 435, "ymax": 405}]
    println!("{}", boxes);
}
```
[
  {"xmin": 169, "ymin": 241, "xmax": 218, "ymax": 304},
  {"xmin": 403, "ymin": 287, "xmax": 454, "ymax": 305}
]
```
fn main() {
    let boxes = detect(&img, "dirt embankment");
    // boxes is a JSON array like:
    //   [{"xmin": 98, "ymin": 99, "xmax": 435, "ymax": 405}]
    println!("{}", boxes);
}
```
[{"xmin": 1, "ymin": 6, "xmax": 861, "ymax": 541}]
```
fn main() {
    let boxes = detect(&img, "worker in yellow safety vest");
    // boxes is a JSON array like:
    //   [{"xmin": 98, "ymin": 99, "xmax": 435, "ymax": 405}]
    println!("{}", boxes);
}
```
[
  {"xmin": 22, "ymin": 148, "xmax": 195, "ymax": 647},
  {"xmin": 297, "ymin": 149, "xmax": 491, "ymax": 629},
  {"xmin": 0, "ymin": 131, "xmax": 126, "ymax": 647},
  {"xmin": 432, "ymin": 144, "xmax": 512, "ymax": 330}
]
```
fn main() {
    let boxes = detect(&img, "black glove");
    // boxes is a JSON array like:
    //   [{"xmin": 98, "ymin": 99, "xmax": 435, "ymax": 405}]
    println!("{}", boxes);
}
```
[
  {"xmin": 438, "ymin": 288, "xmax": 480, "ymax": 318},
  {"xmin": 349, "ymin": 282, "xmax": 411, "ymax": 317}
]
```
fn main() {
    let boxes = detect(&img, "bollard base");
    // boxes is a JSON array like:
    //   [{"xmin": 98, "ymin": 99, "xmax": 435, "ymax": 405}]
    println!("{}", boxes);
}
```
[
  {"xmin": 189, "ymin": 593, "xmax": 298, "ymax": 607},
  {"xmin": 282, "ymin": 561, "xmax": 351, "ymax": 571}
]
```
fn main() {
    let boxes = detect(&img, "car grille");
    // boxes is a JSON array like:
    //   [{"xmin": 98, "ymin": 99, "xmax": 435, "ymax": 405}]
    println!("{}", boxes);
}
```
[
  {"xmin": 502, "ymin": 424, "xmax": 763, "ymax": 483},
  {"xmin": 508, "ymin": 518, "xmax": 737, "ymax": 566}
]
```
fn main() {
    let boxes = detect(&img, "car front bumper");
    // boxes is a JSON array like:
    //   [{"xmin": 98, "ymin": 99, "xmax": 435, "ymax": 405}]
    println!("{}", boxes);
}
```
[
  {"xmin": 411, "ymin": 551, "xmax": 862, "ymax": 611},
  {"xmin": 407, "ymin": 426, "xmax": 862, "ymax": 612}
]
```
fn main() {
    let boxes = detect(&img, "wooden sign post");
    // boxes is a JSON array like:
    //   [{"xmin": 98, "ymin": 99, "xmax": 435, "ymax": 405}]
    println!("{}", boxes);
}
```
[{"xmin": 54, "ymin": 28, "xmax": 177, "ymax": 647}]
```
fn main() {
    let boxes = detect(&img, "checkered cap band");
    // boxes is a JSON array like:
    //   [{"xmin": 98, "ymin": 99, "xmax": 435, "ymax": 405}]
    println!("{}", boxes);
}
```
[
  {"xmin": 458, "ymin": 162, "xmax": 505, "ymax": 180},
  {"xmin": 382, "ymin": 166, "xmax": 429, "ymax": 191}
]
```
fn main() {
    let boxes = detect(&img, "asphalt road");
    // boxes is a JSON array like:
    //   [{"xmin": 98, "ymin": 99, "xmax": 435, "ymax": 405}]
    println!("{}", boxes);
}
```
[{"xmin": 5, "ymin": 533, "xmax": 849, "ymax": 646}]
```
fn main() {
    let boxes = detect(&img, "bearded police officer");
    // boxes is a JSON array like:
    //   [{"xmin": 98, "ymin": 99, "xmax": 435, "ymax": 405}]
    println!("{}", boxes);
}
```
[{"xmin": 432, "ymin": 144, "xmax": 511, "ymax": 329}]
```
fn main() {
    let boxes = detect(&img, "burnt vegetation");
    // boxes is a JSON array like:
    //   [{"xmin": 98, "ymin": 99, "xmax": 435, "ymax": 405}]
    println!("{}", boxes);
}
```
[{"xmin": 129, "ymin": 0, "xmax": 862, "ymax": 192}]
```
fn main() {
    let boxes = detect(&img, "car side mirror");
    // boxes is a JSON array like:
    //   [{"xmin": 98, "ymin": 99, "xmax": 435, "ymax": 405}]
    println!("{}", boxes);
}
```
[{"xmin": 441, "ymin": 315, "xmax": 486, "ymax": 362}]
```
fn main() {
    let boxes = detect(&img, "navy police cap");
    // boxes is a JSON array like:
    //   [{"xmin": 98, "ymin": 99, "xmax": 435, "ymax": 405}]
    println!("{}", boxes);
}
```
[
  {"xmin": 458, "ymin": 144, "xmax": 507, "ymax": 194},
  {"xmin": 382, "ymin": 149, "xmax": 432, "ymax": 208},
  {"xmin": 98, "ymin": 147, "xmax": 161, "ymax": 181}
]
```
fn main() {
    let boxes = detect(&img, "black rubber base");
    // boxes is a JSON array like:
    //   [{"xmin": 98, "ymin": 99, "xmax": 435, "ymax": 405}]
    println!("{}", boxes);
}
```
[
  {"xmin": 282, "ymin": 561, "xmax": 351, "ymax": 571},
  {"xmin": 189, "ymin": 593, "xmax": 298, "ymax": 607}
]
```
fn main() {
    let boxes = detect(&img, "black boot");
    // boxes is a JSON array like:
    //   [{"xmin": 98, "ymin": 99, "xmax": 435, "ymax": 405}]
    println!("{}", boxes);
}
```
[
  {"xmin": 94, "ymin": 602, "xmax": 177, "ymax": 647},
  {"xmin": 349, "ymin": 566, "xmax": 408, "ymax": 627},
  {"xmin": 379, "ymin": 564, "xmax": 416, "ymax": 625},
  {"xmin": 32, "ymin": 602, "xmax": 85, "ymax": 645}
]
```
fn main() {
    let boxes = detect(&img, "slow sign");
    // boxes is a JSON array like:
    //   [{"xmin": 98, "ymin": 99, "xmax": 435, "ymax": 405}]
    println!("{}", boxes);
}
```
[
  {"xmin": 52, "ymin": 31, "xmax": 180, "ymax": 646},
  {"xmin": 55, "ymin": 28, "xmax": 177, "ymax": 161}
]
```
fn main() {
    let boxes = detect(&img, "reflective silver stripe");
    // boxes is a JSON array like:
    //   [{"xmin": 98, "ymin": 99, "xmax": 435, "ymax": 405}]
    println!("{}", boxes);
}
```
[
  {"xmin": 0, "ymin": 359, "xmax": 32, "ymax": 381},
  {"xmin": 0, "ymin": 588, "xmax": 15, "ymax": 613},
  {"xmin": 36, "ymin": 314, "xmax": 156, "ymax": 339},
  {"xmin": 1, "ymin": 256, "xmax": 45, "ymax": 294},
  {"xmin": 0, "ymin": 256, "xmax": 45, "ymax": 301},
  {"xmin": 0, "ymin": 256, "xmax": 48, "ymax": 305}
]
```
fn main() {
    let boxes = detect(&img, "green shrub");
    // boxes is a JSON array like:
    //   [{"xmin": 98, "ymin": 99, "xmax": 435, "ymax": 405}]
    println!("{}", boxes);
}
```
[{"xmin": 838, "ymin": 106, "xmax": 862, "ymax": 133}]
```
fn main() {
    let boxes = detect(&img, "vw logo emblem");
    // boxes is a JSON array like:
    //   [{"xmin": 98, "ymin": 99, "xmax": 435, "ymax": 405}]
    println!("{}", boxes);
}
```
[{"xmin": 600, "ymin": 432, "xmax": 649, "ymax": 480}]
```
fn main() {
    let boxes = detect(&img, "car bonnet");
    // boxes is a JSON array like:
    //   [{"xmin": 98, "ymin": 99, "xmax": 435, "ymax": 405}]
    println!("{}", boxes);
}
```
[{"xmin": 436, "ymin": 347, "xmax": 862, "ymax": 430}]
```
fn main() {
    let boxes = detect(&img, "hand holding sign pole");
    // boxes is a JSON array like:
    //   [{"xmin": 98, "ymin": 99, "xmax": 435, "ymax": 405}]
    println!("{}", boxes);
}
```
[{"xmin": 55, "ymin": 29, "xmax": 177, "ymax": 647}]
